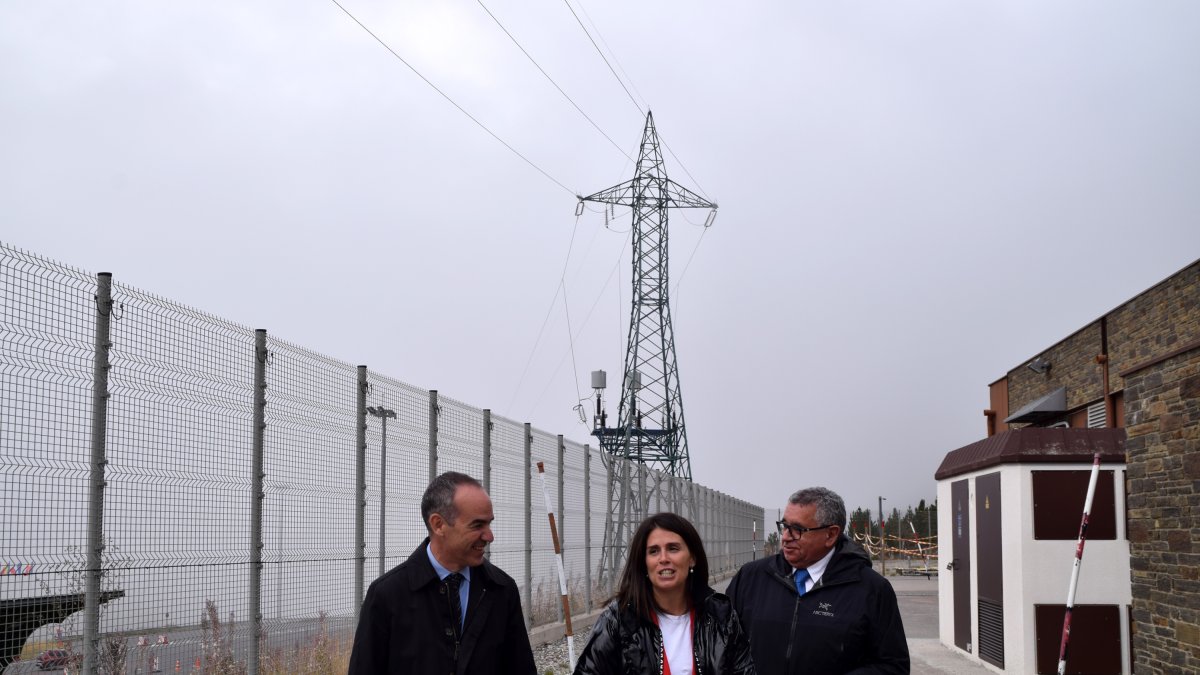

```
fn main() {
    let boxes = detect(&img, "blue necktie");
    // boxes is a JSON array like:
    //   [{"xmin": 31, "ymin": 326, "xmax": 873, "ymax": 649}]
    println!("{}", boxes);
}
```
[{"xmin": 795, "ymin": 568, "xmax": 810, "ymax": 596}]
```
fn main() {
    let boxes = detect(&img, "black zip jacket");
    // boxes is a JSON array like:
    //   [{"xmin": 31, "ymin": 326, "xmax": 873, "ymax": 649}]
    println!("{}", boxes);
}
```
[
  {"xmin": 726, "ymin": 538, "xmax": 909, "ymax": 675},
  {"xmin": 348, "ymin": 539, "xmax": 536, "ymax": 675},
  {"xmin": 573, "ymin": 587, "xmax": 756, "ymax": 675}
]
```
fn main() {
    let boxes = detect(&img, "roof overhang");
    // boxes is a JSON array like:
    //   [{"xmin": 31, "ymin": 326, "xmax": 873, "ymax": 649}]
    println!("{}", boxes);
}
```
[
  {"xmin": 935, "ymin": 427, "xmax": 1125, "ymax": 481},
  {"xmin": 1003, "ymin": 386, "xmax": 1067, "ymax": 424}
]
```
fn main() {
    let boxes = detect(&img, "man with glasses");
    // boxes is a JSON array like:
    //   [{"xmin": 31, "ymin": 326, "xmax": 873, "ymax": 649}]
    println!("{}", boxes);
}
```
[{"xmin": 727, "ymin": 487, "xmax": 909, "ymax": 674}]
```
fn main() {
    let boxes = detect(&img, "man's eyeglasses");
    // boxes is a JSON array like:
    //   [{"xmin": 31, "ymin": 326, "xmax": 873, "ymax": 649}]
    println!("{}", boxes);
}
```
[{"xmin": 776, "ymin": 520, "xmax": 834, "ymax": 537}]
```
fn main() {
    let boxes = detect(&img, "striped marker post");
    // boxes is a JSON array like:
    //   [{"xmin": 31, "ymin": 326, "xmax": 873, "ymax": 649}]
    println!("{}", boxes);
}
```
[
  {"xmin": 1057, "ymin": 452, "xmax": 1102, "ymax": 675},
  {"xmin": 536, "ymin": 461, "xmax": 576, "ymax": 669}
]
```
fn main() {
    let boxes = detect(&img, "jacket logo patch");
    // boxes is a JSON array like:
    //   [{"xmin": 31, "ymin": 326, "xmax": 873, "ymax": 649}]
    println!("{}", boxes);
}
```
[
  {"xmin": 813, "ymin": 602, "xmax": 835, "ymax": 617},
  {"xmin": 818, "ymin": 602, "xmax": 832, "ymax": 611}
]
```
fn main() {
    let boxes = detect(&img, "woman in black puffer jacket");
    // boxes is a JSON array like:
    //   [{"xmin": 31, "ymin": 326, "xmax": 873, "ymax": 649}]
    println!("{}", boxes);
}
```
[{"xmin": 573, "ymin": 513, "xmax": 755, "ymax": 675}]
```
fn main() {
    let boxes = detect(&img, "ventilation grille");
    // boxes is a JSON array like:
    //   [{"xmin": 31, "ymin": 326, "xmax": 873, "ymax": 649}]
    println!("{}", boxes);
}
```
[
  {"xmin": 1087, "ymin": 401, "xmax": 1107, "ymax": 428},
  {"xmin": 978, "ymin": 598, "xmax": 1005, "ymax": 668}
]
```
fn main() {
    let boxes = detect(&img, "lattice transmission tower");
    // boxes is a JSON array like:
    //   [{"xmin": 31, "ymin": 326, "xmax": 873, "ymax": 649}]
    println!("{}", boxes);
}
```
[{"xmin": 578, "ymin": 111, "xmax": 716, "ymax": 590}]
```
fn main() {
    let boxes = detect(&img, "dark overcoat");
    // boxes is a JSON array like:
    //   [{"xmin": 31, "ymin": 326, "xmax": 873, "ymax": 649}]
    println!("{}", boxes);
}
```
[{"xmin": 348, "ymin": 538, "xmax": 536, "ymax": 675}]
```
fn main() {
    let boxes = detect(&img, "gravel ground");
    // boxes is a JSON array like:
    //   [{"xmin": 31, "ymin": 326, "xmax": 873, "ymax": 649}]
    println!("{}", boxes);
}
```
[{"xmin": 533, "ymin": 638, "xmax": 575, "ymax": 675}]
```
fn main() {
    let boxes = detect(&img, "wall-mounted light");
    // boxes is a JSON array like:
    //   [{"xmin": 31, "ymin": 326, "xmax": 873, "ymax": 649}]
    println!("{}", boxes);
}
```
[{"xmin": 1027, "ymin": 357, "xmax": 1051, "ymax": 374}]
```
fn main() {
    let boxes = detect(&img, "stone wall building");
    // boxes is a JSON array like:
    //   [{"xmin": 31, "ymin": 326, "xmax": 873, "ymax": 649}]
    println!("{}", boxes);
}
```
[
  {"xmin": 1122, "ymin": 341, "xmax": 1200, "ymax": 673},
  {"xmin": 941, "ymin": 258, "xmax": 1199, "ymax": 673}
]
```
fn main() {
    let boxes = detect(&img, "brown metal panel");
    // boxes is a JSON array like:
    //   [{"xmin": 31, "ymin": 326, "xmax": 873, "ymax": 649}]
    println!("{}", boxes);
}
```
[
  {"xmin": 1113, "ymin": 392, "xmax": 1124, "ymax": 428},
  {"xmin": 1127, "ymin": 604, "xmax": 1133, "ymax": 675},
  {"xmin": 952, "ymin": 479, "xmax": 972, "ymax": 653},
  {"xmin": 990, "ymin": 377, "xmax": 1009, "ymax": 434},
  {"xmin": 1068, "ymin": 408, "xmax": 1088, "ymax": 428},
  {"xmin": 976, "ymin": 473, "xmax": 1004, "ymax": 668},
  {"xmin": 1034, "ymin": 604, "xmax": 1122, "ymax": 674},
  {"xmin": 976, "ymin": 473, "xmax": 1004, "ymax": 601},
  {"xmin": 1032, "ymin": 470, "xmax": 1116, "ymax": 540}
]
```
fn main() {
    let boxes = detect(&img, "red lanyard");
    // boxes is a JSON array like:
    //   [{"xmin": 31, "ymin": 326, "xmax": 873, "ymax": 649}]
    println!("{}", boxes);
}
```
[{"xmin": 653, "ymin": 607, "xmax": 696, "ymax": 675}]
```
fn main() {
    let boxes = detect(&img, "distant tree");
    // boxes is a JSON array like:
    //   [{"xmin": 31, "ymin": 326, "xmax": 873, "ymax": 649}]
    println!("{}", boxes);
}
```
[
  {"xmin": 848, "ymin": 508, "xmax": 872, "ymax": 537},
  {"xmin": 888, "ymin": 507, "xmax": 902, "ymax": 551},
  {"xmin": 764, "ymin": 531, "xmax": 780, "ymax": 556}
]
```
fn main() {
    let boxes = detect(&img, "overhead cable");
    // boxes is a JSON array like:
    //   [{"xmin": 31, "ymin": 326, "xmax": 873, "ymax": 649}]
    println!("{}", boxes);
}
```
[
  {"xmin": 505, "ymin": 210, "xmax": 585, "ymax": 417},
  {"xmin": 523, "ymin": 228, "xmax": 632, "ymax": 421},
  {"xmin": 560, "ymin": 0, "xmax": 711, "ymax": 200},
  {"xmin": 558, "ymin": 0, "xmax": 644, "ymax": 116},
  {"xmin": 330, "ymin": 0, "xmax": 575, "ymax": 196},
  {"xmin": 474, "ymin": 0, "xmax": 635, "ymax": 164}
]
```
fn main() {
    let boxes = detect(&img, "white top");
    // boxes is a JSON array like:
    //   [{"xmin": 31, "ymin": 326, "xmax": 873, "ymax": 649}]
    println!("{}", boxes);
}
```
[{"xmin": 656, "ymin": 611, "xmax": 693, "ymax": 675}]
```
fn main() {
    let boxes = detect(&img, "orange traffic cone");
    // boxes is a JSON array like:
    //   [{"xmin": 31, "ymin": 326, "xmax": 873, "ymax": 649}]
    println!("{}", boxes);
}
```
[{"xmin": 175, "ymin": 660, "xmax": 181, "ymax": 672}]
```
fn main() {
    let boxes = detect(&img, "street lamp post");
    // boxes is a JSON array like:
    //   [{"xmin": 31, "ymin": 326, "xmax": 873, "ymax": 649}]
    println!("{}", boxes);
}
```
[{"xmin": 367, "ymin": 406, "xmax": 397, "ymax": 578}]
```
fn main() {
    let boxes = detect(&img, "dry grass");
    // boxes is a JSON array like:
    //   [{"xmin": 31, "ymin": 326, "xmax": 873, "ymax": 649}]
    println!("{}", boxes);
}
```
[{"xmin": 260, "ymin": 613, "xmax": 351, "ymax": 675}]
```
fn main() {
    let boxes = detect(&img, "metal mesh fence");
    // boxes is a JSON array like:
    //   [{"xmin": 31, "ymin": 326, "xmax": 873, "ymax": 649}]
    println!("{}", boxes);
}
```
[{"xmin": 0, "ymin": 242, "xmax": 764, "ymax": 674}]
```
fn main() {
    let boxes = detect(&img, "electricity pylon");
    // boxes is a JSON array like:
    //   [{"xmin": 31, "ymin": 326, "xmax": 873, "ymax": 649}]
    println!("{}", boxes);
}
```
[{"xmin": 578, "ymin": 111, "xmax": 716, "ymax": 590}]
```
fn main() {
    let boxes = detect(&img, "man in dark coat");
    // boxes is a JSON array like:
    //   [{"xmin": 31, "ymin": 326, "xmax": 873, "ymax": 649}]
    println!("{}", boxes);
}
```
[
  {"xmin": 348, "ymin": 472, "xmax": 536, "ymax": 675},
  {"xmin": 727, "ymin": 487, "xmax": 909, "ymax": 675}
]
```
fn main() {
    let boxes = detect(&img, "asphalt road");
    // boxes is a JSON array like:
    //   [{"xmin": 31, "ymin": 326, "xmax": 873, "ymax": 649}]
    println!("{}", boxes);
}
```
[{"xmin": 886, "ymin": 576, "xmax": 995, "ymax": 674}]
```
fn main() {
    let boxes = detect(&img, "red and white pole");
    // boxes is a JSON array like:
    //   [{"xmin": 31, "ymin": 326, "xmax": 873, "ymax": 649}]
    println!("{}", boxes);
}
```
[
  {"xmin": 1057, "ymin": 452, "xmax": 1102, "ymax": 675},
  {"xmin": 536, "ymin": 462, "xmax": 576, "ymax": 669}
]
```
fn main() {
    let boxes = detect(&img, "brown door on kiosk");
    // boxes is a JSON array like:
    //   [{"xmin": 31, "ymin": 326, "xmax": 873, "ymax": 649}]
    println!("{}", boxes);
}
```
[
  {"xmin": 975, "ymin": 472, "xmax": 1004, "ymax": 668},
  {"xmin": 951, "ymin": 479, "xmax": 972, "ymax": 653}
]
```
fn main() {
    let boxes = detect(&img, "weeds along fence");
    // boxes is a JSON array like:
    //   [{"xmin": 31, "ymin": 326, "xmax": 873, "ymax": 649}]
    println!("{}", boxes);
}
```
[{"xmin": 0, "ymin": 242, "xmax": 765, "ymax": 674}]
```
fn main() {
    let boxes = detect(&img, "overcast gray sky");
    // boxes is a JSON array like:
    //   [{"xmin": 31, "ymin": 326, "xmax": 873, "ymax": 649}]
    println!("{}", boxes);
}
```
[{"xmin": 3, "ymin": 1, "xmax": 1198, "ymax": 519}]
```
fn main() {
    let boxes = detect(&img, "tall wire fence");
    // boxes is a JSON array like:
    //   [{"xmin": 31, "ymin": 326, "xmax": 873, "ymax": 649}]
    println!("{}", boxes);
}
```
[{"xmin": 0, "ymin": 242, "xmax": 764, "ymax": 674}]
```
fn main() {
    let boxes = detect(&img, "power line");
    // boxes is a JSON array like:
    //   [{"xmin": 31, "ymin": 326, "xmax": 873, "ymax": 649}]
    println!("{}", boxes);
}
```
[
  {"xmin": 505, "ymin": 210, "xmax": 585, "ymax": 416},
  {"xmin": 558, "ymin": 0, "xmax": 644, "ymax": 117},
  {"xmin": 670, "ymin": 218, "xmax": 713, "ymax": 316},
  {"xmin": 569, "ymin": 0, "xmax": 651, "ymax": 113},
  {"xmin": 474, "ymin": 0, "xmax": 634, "ymax": 164},
  {"xmin": 559, "ymin": 0, "xmax": 711, "ymax": 200},
  {"xmin": 657, "ymin": 131, "xmax": 712, "ymax": 201},
  {"xmin": 330, "ymin": 0, "xmax": 575, "ymax": 195},
  {"xmin": 523, "ymin": 227, "xmax": 632, "ymax": 422},
  {"xmin": 560, "ymin": 279, "xmax": 583, "ymax": 413}
]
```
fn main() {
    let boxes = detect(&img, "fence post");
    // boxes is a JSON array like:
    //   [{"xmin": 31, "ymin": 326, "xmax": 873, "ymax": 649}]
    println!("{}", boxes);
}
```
[
  {"xmin": 429, "ymin": 390, "xmax": 439, "ymax": 482},
  {"xmin": 355, "ymin": 366, "xmax": 367, "ymax": 617},
  {"xmin": 524, "ymin": 423, "xmax": 533, "ymax": 627},
  {"xmin": 557, "ymin": 435, "xmax": 565, "ymax": 552},
  {"xmin": 249, "ymin": 329, "xmax": 267, "ymax": 675},
  {"xmin": 583, "ymin": 444, "xmax": 592, "ymax": 611},
  {"xmin": 82, "ymin": 272, "xmax": 113, "ymax": 675},
  {"xmin": 719, "ymin": 493, "xmax": 725, "ymax": 573},
  {"xmin": 724, "ymin": 493, "xmax": 731, "ymax": 573},
  {"xmin": 606, "ymin": 456, "xmax": 616, "ymax": 598},
  {"xmin": 483, "ymin": 409, "xmax": 492, "ymax": 494},
  {"xmin": 557, "ymin": 435, "xmax": 565, "ymax": 620}
]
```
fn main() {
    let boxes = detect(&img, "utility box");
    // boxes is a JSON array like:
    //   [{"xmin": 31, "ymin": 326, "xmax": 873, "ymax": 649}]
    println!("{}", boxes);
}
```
[{"xmin": 934, "ymin": 428, "xmax": 1129, "ymax": 674}]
